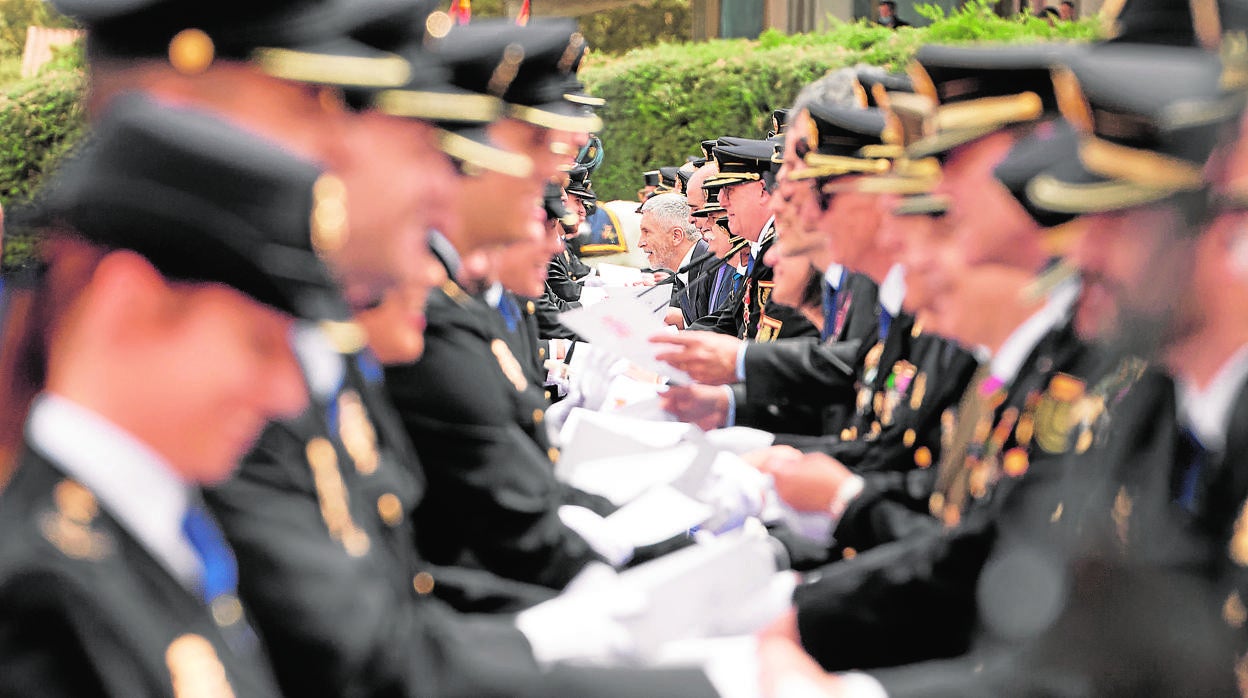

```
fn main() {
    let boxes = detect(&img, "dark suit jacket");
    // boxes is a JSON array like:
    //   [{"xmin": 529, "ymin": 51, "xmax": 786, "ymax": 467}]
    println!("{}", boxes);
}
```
[
  {"xmin": 0, "ymin": 448, "xmax": 281, "ymax": 698},
  {"xmin": 793, "ymin": 318, "xmax": 1097, "ymax": 671},
  {"xmin": 687, "ymin": 229, "xmax": 817, "ymax": 341},
  {"xmin": 669, "ymin": 240, "xmax": 717, "ymax": 327}
]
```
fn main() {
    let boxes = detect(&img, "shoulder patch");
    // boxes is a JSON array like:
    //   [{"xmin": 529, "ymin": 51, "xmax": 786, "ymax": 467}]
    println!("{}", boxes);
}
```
[
  {"xmin": 491, "ymin": 339, "xmax": 529, "ymax": 391},
  {"xmin": 40, "ymin": 480, "xmax": 113, "ymax": 561}
]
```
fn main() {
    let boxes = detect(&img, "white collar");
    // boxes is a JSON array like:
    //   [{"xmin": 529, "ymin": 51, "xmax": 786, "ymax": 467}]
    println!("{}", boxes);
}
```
[
  {"xmin": 988, "ymin": 277, "xmax": 1078, "ymax": 386},
  {"xmin": 675, "ymin": 243, "xmax": 698, "ymax": 284},
  {"xmin": 878, "ymin": 264, "xmax": 907, "ymax": 317},
  {"xmin": 291, "ymin": 321, "xmax": 343, "ymax": 402},
  {"xmin": 483, "ymin": 281, "xmax": 504, "ymax": 308},
  {"xmin": 26, "ymin": 393, "xmax": 202, "ymax": 591},
  {"xmin": 749, "ymin": 216, "xmax": 777, "ymax": 259},
  {"xmin": 1176, "ymin": 344, "xmax": 1248, "ymax": 453},
  {"xmin": 823, "ymin": 263, "xmax": 845, "ymax": 290}
]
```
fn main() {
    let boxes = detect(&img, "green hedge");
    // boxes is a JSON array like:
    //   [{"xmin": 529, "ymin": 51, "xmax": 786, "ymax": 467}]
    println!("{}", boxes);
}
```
[
  {"xmin": 581, "ymin": 0, "xmax": 1100, "ymax": 202},
  {"xmin": 0, "ymin": 44, "xmax": 87, "ymax": 267}
]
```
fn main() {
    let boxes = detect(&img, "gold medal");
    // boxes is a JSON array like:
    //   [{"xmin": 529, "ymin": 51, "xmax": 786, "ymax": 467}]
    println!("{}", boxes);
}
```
[{"xmin": 337, "ymin": 390, "xmax": 379, "ymax": 475}]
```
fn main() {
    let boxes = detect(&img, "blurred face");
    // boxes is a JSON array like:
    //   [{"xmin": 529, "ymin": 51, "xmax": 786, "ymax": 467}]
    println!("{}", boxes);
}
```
[
  {"xmin": 938, "ymin": 132, "xmax": 1047, "ymax": 273},
  {"xmin": 879, "ymin": 3, "xmax": 894, "ymax": 17},
  {"xmin": 334, "ymin": 112, "xmax": 457, "ymax": 310},
  {"xmin": 701, "ymin": 219, "xmax": 732, "ymax": 256},
  {"xmin": 638, "ymin": 211, "xmax": 683, "ymax": 270},
  {"xmin": 905, "ymin": 211, "xmax": 960, "ymax": 334},
  {"xmin": 1069, "ymin": 205, "xmax": 1196, "ymax": 354},
  {"xmin": 499, "ymin": 216, "xmax": 565, "ymax": 298},
  {"xmin": 763, "ymin": 244, "xmax": 816, "ymax": 309},
  {"xmin": 357, "ymin": 241, "xmax": 448, "ymax": 365},
  {"xmin": 456, "ymin": 118, "xmax": 561, "ymax": 250},
  {"xmin": 565, "ymin": 192, "xmax": 587, "ymax": 232},
  {"xmin": 887, "ymin": 215, "xmax": 943, "ymax": 315},
  {"xmin": 810, "ymin": 184, "xmax": 881, "ymax": 272},
  {"xmin": 773, "ymin": 141, "xmax": 824, "ymax": 261},
  {"xmin": 137, "ymin": 282, "xmax": 306, "ymax": 484}
]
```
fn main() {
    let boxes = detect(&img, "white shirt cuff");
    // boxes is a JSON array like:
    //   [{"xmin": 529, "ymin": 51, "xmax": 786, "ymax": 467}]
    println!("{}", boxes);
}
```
[{"xmin": 828, "ymin": 475, "xmax": 865, "ymax": 523}]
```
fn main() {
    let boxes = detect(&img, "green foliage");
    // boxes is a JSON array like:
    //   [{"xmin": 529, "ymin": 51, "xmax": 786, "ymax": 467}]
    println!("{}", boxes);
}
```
[
  {"xmin": 582, "ymin": 0, "xmax": 1100, "ymax": 201},
  {"xmin": 580, "ymin": 0, "xmax": 691, "ymax": 54},
  {"xmin": 0, "ymin": 64, "xmax": 87, "ymax": 267}
]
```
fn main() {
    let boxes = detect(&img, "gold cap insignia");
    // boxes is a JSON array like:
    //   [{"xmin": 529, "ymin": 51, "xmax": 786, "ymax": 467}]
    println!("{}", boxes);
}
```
[{"xmin": 168, "ymin": 29, "xmax": 215, "ymax": 76}]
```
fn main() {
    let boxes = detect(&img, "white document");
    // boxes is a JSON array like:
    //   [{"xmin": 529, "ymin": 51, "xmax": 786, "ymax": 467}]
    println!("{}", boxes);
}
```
[
  {"xmin": 602, "ymin": 486, "xmax": 712, "ymax": 548},
  {"xmin": 564, "ymin": 443, "xmax": 701, "ymax": 506},
  {"xmin": 560, "ymin": 295, "xmax": 692, "ymax": 384},
  {"xmin": 595, "ymin": 262, "xmax": 647, "ymax": 286},
  {"xmin": 613, "ymin": 530, "xmax": 779, "ymax": 660}
]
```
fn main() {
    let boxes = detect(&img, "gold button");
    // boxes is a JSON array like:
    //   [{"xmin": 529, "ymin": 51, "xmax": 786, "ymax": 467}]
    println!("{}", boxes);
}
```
[
  {"xmin": 914, "ymin": 447, "xmax": 932, "ymax": 468},
  {"xmin": 903, "ymin": 429, "xmax": 916, "ymax": 447},
  {"xmin": 526, "ymin": 301, "xmax": 536, "ymax": 315},
  {"xmin": 413, "ymin": 572, "xmax": 435, "ymax": 595},
  {"xmin": 210, "ymin": 594, "xmax": 243, "ymax": 627},
  {"xmin": 842, "ymin": 547, "xmax": 857, "ymax": 560},
  {"xmin": 377, "ymin": 493, "xmax": 403, "ymax": 527},
  {"xmin": 545, "ymin": 390, "xmax": 552, "ymax": 400},
  {"xmin": 539, "ymin": 347, "xmax": 546, "ymax": 358},
  {"xmin": 532, "ymin": 409, "xmax": 544, "ymax": 424},
  {"xmin": 547, "ymin": 447, "xmax": 560, "ymax": 462}
]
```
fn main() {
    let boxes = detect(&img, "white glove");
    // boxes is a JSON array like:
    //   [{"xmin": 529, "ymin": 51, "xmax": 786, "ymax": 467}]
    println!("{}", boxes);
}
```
[
  {"xmin": 558, "ymin": 505, "xmax": 635, "ymax": 567},
  {"xmin": 515, "ymin": 565, "xmax": 644, "ymax": 668},
  {"xmin": 695, "ymin": 452, "xmax": 770, "ymax": 534}
]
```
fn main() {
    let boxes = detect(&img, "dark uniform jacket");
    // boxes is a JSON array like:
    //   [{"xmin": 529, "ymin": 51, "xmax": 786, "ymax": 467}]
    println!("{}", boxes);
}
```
[
  {"xmin": 792, "ymin": 316, "xmax": 1097, "ymax": 671},
  {"xmin": 731, "ymin": 272, "xmax": 880, "ymax": 436},
  {"xmin": 209, "ymin": 351, "xmax": 556, "ymax": 698},
  {"xmin": 0, "ymin": 448, "xmax": 281, "ymax": 698},
  {"xmin": 385, "ymin": 277, "xmax": 606, "ymax": 589},
  {"xmin": 492, "ymin": 290, "xmax": 617, "ymax": 517},
  {"xmin": 864, "ymin": 360, "xmax": 1240, "ymax": 697},
  {"xmin": 687, "ymin": 226, "xmax": 817, "ymax": 341},
  {"xmin": 546, "ymin": 246, "xmax": 590, "ymax": 304}
]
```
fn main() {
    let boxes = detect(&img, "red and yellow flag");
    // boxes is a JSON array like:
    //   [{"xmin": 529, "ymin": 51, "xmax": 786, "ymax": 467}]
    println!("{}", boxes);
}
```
[
  {"xmin": 516, "ymin": 0, "xmax": 531, "ymax": 25},
  {"xmin": 448, "ymin": 0, "xmax": 471, "ymax": 25}
]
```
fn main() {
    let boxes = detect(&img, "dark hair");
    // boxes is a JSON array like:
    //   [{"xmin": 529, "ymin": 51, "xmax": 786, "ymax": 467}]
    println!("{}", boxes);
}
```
[{"xmin": 799, "ymin": 263, "xmax": 824, "ymax": 309}]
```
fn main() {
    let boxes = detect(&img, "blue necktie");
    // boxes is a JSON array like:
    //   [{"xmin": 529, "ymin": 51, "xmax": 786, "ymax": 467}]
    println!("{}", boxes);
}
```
[
  {"xmin": 498, "ymin": 295, "xmax": 520, "ymax": 333},
  {"xmin": 1174, "ymin": 428, "xmax": 1208, "ymax": 513},
  {"xmin": 182, "ymin": 505, "xmax": 239, "ymax": 604},
  {"xmin": 878, "ymin": 309, "xmax": 893, "ymax": 343},
  {"xmin": 710, "ymin": 265, "xmax": 729, "ymax": 310},
  {"xmin": 820, "ymin": 281, "xmax": 838, "ymax": 342}
]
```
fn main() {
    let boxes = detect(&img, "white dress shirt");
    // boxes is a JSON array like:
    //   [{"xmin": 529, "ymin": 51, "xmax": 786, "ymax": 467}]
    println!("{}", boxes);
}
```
[{"xmin": 26, "ymin": 393, "xmax": 202, "ymax": 592}]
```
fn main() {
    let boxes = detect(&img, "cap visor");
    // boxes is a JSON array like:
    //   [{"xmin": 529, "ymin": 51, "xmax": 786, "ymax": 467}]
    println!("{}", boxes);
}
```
[{"xmin": 437, "ymin": 127, "xmax": 534, "ymax": 178}]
